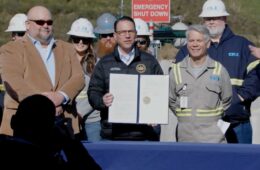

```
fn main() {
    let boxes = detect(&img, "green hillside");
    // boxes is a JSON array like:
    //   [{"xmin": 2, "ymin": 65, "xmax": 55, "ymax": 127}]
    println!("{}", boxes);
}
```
[{"xmin": 1, "ymin": 0, "xmax": 260, "ymax": 45}]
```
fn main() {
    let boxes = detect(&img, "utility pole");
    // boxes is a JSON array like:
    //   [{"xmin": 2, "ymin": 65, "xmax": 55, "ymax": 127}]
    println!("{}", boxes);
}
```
[{"xmin": 119, "ymin": 0, "xmax": 124, "ymax": 17}]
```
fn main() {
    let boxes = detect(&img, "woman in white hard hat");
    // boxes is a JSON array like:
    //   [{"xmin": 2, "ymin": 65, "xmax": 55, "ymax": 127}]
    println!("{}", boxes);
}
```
[
  {"xmin": 134, "ymin": 18, "xmax": 151, "ymax": 53},
  {"xmin": 67, "ymin": 18, "xmax": 101, "ymax": 142},
  {"xmin": 5, "ymin": 13, "xmax": 27, "ymax": 41}
]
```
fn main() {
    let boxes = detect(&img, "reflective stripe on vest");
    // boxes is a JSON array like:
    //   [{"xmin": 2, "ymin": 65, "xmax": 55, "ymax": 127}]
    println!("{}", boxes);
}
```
[
  {"xmin": 230, "ymin": 60, "xmax": 258, "ymax": 86},
  {"xmin": 212, "ymin": 61, "xmax": 222, "ymax": 76},
  {"xmin": 0, "ymin": 84, "xmax": 5, "ymax": 91},
  {"xmin": 176, "ymin": 107, "xmax": 223, "ymax": 117},
  {"xmin": 176, "ymin": 108, "xmax": 192, "ymax": 117},
  {"xmin": 172, "ymin": 63, "xmax": 182, "ymax": 85},
  {"xmin": 247, "ymin": 60, "xmax": 260, "ymax": 74},
  {"xmin": 230, "ymin": 78, "xmax": 243, "ymax": 86},
  {"xmin": 196, "ymin": 107, "xmax": 223, "ymax": 117}
]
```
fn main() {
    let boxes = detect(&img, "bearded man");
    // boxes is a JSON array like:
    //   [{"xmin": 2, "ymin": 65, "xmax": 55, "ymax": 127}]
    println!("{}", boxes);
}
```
[{"xmin": 94, "ymin": 13, "xmax": 117, "ymax": 59}]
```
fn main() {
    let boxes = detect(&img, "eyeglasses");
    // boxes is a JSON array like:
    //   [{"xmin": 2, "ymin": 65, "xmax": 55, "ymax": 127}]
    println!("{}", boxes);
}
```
[
  {"xmin": 12, "ymin": 32, "xmax": 25, "ymax": 37},
  {"xmin": 100, "ymin": 33, "xmax": 114, "ymax": 38},
  {"xmin": 116, "ymin": 29, "xmax": 136, "ymax": 36},
  {"xmin": 29, "ymin": 19, "xmax": 53, "ymax": 26},
  {"xmin": 204, "ymin": 17, "xmax": 224, "ymax": 21},
  {"xmin": 135, "ymin": 39, "xmax": 147, "ymax": 45},
  {"xmin": 71, "ymin": 36, "xmax": 93, "ymax": 44}
]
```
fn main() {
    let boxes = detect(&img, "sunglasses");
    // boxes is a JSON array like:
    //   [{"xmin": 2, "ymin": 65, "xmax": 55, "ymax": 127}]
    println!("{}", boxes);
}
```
[
  {"xmin": 71, "ymin": 36, "xmax": 93, "ymax": 44},
  {"xmin": 204, "ymin": 17, "xmax": 224, "ymax": 21},
  {"xmin": 100, "ymin": 33, "xmax": 114, "ymax": 39},
  {"xmin": 12, "ymin": 32, "xmax": 25, "ymax": 37},
  {"xmin": 135, "ymin": 39, "xmax": 147, "ymax": 45},
  {"xmin": 29, "ymin": 19, "xmax": 53, "ymax": 26}
]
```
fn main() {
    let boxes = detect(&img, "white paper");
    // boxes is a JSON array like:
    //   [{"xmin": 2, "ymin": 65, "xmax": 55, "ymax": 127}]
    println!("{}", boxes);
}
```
[
  {"xmin": 217, "ymin": 119, "xmax": 230, "ymax": 134},
  {"xmin": 109, "ymin": 73, "xmax": 169, "ymax": 124},
  {"xmin": 180, "ymin": 96, "xmax": 188, "ymax": 108},
  {"xmin": 109, "ymin": 74, "xmax": 138, "ymax": 123},
  {"xmin": 139, "ymin": 75, "xmax": 169, "ymax": 124}
]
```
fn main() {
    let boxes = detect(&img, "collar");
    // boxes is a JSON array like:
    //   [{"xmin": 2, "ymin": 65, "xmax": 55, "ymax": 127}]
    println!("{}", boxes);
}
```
[
  {"xmin": 113, "ymin": 45, "xmax": 141, "ymax": 62},
  {"xmin": 181, "ymin": 55, "xmax": 216, "ymax": 69},
  {"xmin": 218, "ymin": 24, "xmax": 234, "ymax": 44},
  {"xmin": 27, "ymin": 34, "xmax": 55, "ymax": 46},
  {"xmin": 118, "ymin": 46, "xmax": 135, "ymax": 58}
]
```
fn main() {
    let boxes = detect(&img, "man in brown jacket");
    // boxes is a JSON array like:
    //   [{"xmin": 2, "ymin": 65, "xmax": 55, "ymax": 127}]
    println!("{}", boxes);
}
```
[{"xmin": 0, "ymin": 5, "xmax": 84, "ymax": 135}]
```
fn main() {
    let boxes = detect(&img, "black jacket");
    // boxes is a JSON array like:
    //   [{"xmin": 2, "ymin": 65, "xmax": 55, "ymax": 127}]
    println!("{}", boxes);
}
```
[{"xmin": 88, "ymin": 46, "xmax": 163, "ymax": 140}]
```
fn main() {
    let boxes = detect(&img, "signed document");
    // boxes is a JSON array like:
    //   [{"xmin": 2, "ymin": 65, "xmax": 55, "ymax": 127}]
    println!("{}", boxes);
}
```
[{"xmin": 109, "ymin": 73, "xmax": 169, "ymax": 124}]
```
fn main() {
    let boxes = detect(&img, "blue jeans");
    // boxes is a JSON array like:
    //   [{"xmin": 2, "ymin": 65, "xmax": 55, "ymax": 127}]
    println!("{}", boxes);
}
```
[
  {"xmin": 226, "ymin": 121, "xmax": 252, "ymax": 144},
  {"xmin": 84, "ymin": 121, "xmax": 101, "ymax": 142}
]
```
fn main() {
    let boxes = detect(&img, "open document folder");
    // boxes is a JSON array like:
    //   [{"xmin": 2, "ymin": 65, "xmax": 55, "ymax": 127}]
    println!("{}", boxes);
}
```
[{"xmin": 109, "ymin": 73, "xmax": 169, "ymax": 124}]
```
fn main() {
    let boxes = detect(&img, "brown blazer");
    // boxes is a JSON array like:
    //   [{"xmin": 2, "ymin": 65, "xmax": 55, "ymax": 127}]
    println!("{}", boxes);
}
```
[{"xmin": 0, "ymin": 35, "xmax": 84, "ymax": 135}]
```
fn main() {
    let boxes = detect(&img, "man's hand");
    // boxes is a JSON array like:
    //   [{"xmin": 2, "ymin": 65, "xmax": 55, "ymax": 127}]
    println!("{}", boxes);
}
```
[
  {"xmin": 249, "ymin": 45, "xmax": 260, "ymax": 59},
  {"xmin": 42, "ymin": 92, "xmax": 64, "ymax": 107},
  {"xmin": 103, "ymin": 93, "xmax": 114, "ymax": 107},
  {"xmin": 56, "ymin": 106, "xmax": 64, "ymax": 116}
]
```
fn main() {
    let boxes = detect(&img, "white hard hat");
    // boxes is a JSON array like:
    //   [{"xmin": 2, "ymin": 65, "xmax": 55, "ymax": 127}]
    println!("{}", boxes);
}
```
[
  {"xmin": 94, "ymin": 13, "xmax": 116, "ymax": 34},
  {"xmin": 199, "ymin": 0, "xmax": 230, "ymax": 18},
  {"xmin": 171, "ymin": 22, "xmax": 188, "ymax": 31},
  {"xmin": 67, "ymin": 18, "xmax": 96, "ymax": 38},
  {"xmin": 5, "ymin": 13, "xmax": 27, "ymax": 32},
  {"xmin": 134, "ymin": 18, "xmax": 151, "ymax": 36}
]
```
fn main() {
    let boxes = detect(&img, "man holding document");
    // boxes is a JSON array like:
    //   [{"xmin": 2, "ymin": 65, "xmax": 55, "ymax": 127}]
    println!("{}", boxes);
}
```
[{"xmin": 88, "ymin": 16, "xmax": 164, "ymax": 141}]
